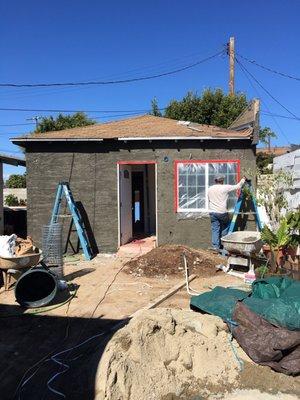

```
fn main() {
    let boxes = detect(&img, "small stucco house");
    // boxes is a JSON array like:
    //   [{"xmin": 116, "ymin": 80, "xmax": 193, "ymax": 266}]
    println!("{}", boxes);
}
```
[{"xmin": 12, "ymin": 101, "xmax": 259, "ymax": 253}]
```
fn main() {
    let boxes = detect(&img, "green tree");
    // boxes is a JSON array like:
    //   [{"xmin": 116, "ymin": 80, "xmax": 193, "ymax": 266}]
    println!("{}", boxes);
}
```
[
  {"xmin": 256, "ymin": 153, "xmax": 275, "ymax": 174},
  {"xmin": 5, "ymin": 174, "xmax": 26, "ymax": 188},
  {"xmin": 163, "ymin": 89, "xmax": 248, "ymax": 128},
  {"xmin": 150, "ymin": 97, "xmax": 162, "ymax": 117},
  {"xmin": 258, "ymin": 127, "xmax": 277, "ymax": 147},
  {"xmin": 35, "ymin": 112, "xmax": 96, "ymax": 133},
  {"xmin": 5, "ymin": 194, "xmax": 19, "ymax": 206}
]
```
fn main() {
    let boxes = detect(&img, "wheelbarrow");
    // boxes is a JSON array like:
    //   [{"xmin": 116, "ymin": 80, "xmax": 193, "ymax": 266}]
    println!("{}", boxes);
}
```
[
  {"xmin": 219, "ymin": 231, "xmax": 263, "ymax": 283},
  {"xmin": 0, "ymin": 249, "xmax": 43, "ymax": 290}
]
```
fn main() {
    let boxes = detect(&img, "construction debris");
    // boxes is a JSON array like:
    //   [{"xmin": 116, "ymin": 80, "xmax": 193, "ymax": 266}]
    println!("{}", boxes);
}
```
[
  {"xmin": 15, "ymin": 236, "xmax": 34, "ymax": 256},
  {"xmin": 124, "ymin": 244, "xmax": 224, "ymax": 277},
  {"xmin": 0, "ymin": 234, "xmax": 35, "ymax": 257},
  {"xmin": 95, "ymin": 308, "xmax": 240, "ymax": 400}
]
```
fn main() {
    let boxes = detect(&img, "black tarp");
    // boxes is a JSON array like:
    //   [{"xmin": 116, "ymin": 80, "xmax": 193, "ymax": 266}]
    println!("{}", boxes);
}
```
[{"xmin": 233, "ymin": 302, "xmax": 300, "ymax": 376}]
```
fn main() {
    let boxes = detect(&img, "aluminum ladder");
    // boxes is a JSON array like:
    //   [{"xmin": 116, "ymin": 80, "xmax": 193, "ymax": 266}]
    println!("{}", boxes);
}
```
[
  {"xmin": 228, "ymin": 180, "xmax": 263, "ymax": 234},
  {"xmin": 50, "ymin": 182, "xmax": 93, "ymax": 260}
]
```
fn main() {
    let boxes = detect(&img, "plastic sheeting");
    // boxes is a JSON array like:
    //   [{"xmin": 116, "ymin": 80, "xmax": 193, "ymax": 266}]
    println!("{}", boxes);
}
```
[
  {"xmin": 177, "ymin": 161, "xmax": 238, "ymax": 216},
  {"xmin": 0, "ymin": 234, "xmax": 17, "ymax": 257},
  {"xmin": 190, "ymin": 277, "xmax": 300, "ymax": 331},
  {"xmin": 233, "ymin": 302, "xmax": 300, "ymax": 375}
]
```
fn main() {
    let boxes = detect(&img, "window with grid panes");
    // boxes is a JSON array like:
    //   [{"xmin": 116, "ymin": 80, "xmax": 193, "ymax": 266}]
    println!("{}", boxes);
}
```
[{"xmin": 177, "ymin": 161, "xmax": 239, "ymax": 212}]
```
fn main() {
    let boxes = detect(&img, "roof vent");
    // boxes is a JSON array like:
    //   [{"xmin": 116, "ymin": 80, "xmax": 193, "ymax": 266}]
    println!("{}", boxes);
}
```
[{"xmin": 177, "ymin": 121, "xmax": 190, "ymax": 126}]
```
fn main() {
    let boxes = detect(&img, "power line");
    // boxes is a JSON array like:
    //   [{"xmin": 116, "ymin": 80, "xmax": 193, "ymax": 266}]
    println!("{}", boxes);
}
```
[
  {"xmin": 236, "ymin": 57, "xmax": 299, "ymax": 120},
  {"xmin": 235, "ymin": 58, "xmax": 291, "ymax": 144},
  {"xmin": 0, "ymin": 49, "xmax": 222, "ymax": 100},
  {"xmin": 261, "ymin": 111, "xmax": 300, "ymax": 121},
  {"xmin": 0, "ymin": 107, "xmax": 159, "ymax": 113},
  {"xmin": 0, "ymin": 111, "xmax": 147, "ymax": 133},
  {"xmin": 237, "ymin": 52, "xmax": 300, "ymax": 82},
  {"xmin": 0, "ymin": 122, "xmax": 35, "ymax": 127},
  {"xmin": 0, "ymin": 51, "xmax": 224, "ymax": 88}
]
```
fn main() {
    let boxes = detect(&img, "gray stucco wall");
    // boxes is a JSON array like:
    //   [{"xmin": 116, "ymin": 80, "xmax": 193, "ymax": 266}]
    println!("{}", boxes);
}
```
[{"xmin": 25, "ymin": 140, "xmax": 256, "ymax": 253}]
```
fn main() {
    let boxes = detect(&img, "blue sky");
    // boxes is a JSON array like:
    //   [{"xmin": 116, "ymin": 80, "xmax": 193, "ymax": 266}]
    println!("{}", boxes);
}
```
[{"xmin": 1, "ymin": 0, "xmax": 300, "ymax": 178}]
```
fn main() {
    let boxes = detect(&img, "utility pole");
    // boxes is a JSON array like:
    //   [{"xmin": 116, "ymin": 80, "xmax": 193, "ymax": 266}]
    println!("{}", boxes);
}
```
[
  {"xmin": 26, "ymin": 116, "xmax": 42, "ymax": 130},
  {"xmin": 227, "ymin": 37, "xmax": 235, "ymax": 95}
]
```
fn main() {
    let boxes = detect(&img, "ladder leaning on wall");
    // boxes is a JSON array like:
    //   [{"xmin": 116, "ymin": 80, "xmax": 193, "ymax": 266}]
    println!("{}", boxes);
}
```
[{"xmin": 50, "ymin": 182, "xmax": 93, "ymax": 260}]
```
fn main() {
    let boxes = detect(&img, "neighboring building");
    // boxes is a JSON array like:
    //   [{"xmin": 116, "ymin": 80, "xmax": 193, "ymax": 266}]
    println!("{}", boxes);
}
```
[
  {"xmin": 12, "ymin": 104, "xmax": 259, "ymax": 253},
  {"xmin": 0, "ymin": 154, "xmax": 26, "ymax": 234},
  {"xmin": 257, "ymin": 146, "xmax": 291, "ymax": 156},
  {"xmin": 273, "ymin": 148, "xmax": 300, "ymax": 210}
]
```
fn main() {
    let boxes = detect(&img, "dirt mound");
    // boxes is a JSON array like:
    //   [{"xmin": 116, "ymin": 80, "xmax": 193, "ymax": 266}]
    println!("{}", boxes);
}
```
[
  {"xmin": 124, "ymin": 244, "xmax": 224, "ymax": 278},
  {"xmin": 95, "ymin": 308, "xmax": 240, "ymax": 400}
]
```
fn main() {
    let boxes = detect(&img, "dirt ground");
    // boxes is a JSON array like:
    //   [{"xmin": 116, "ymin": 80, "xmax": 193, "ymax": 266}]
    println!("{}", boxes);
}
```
[
  {"xmin": 124, "ymin": 244, "xmax": 224, "ymax": 277},
  {"xmin": 0, "ymin": 252, "xmax": 299, "ymax": 400}
]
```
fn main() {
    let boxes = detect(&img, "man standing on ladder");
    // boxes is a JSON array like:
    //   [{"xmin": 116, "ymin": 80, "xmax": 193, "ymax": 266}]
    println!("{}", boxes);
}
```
[{"xmin": 208, "ymin": 175, "xmax": 246, "ymax": 251}]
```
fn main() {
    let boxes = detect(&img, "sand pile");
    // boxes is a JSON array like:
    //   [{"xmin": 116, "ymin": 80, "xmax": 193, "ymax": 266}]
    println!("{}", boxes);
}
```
[
  {"xmin": 95, "ymin": 308, "xmax": 240, "ymax": 400},
  {"xmin": 217, "ymin": 390, "xmax": 299, "ymax": 400},
  {"xmin": 124, "ymin": 244, "xmax": 224, "ymax": 277}
]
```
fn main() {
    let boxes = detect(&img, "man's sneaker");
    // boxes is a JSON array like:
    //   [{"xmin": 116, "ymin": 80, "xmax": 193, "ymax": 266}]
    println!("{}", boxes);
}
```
[{"xmin": 207, "ymin": 247, "xmax": 220, "ymax": 253}]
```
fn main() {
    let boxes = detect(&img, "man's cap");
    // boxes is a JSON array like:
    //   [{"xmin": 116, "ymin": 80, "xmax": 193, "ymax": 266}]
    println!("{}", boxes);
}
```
[{"xmin": 215, "ymin": 175, "xmax": 225, "ymax": 181}]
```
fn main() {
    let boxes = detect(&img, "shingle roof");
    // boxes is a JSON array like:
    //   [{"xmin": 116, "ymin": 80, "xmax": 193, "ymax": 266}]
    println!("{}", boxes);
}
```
[{"xmin": 15, "ymin": 115, "xmax": 253, "ymax": 140}]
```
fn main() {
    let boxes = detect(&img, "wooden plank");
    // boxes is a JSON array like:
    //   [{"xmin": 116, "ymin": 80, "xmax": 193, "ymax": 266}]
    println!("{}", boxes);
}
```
[{"xmin": 130, "ymin": 274, "xmax": 197, "ymax": 317}]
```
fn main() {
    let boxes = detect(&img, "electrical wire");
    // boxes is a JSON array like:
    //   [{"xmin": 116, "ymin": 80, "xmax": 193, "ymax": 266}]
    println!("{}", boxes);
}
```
[
  {"xmin": 235, "ymin": 58, "xmax": 291, "ymax": 144},
  {"xmin": 45, "ymin": 267, "xmax": 126, "ymax": 398},
  {"xmin": 14, "ymin": 286, "xmax": 77, "ymax": 399},
  {"xmin": 0, "ymin": 48, "xmax": 221, "ymax": 100},
  {"xmin": 0, "ymin": 111, "xmax": 151, "ymax": 134},
  {"xmin": 261, "ymin": 111, "xmax": 300, "ymax": 121},
  {"xmin": 0, "ymin": 122, "xmax": 35, "ymax": 127},
  {"xmin": 183, "ymin": 253, "xmax": 200, "ymax": 296},
  {"xmin": 236, "ymin": 57, "xmax": 300, "ymax": 120},
  {"xmin": 0, "ymin": 107, "xmax": 162, "ymax": 113},
  {"xmin": 0, "ymin": 51, "xmax": 224, "ymax": 88},
  {"xmin": 36, "ymin": 263, "xmax": 127, "ymax": 399},
  {"xmin": 237, "ymin": 52, "xmax": 300, "ymax": 82}
]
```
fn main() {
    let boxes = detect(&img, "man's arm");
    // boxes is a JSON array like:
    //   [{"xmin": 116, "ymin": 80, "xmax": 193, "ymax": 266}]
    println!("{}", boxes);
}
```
[{"xmin": 223, "ymin": 177, "xmax": 246, "ymax": 193}]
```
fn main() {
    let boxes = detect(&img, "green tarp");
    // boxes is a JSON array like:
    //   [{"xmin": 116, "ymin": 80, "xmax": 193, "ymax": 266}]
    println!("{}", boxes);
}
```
[
  {"xmin": 190, "ymin": 277, "xmax": 300, "ymax": 331},
  {"xmin": 190, "ymin": 287, "xmax": 248, "ymax": 322}
]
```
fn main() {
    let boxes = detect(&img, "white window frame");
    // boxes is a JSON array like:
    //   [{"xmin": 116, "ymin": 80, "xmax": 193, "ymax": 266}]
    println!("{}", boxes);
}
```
[{"xmin": 175, "ymin": 160, "xmax": 240, "ymax": 213}]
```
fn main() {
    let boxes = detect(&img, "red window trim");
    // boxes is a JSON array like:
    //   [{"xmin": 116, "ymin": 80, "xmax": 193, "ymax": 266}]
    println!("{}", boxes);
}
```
[
  {"xmin": 174, "ymin": 159, "xmax": 241, "ymax": 212},
  {"xmin": 117, "ymin": 160, "xmax": 156, "ymax": 165}
]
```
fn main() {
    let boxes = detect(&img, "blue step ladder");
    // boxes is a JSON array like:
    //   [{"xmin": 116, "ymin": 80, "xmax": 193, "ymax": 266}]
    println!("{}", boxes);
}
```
[
  {"xmin": 228, "ymin": 180, "xmax": 263, "ymax": 234},
  {"xmin": 50, "ymin": 182, "xmax": 93, "ymax": 260}
]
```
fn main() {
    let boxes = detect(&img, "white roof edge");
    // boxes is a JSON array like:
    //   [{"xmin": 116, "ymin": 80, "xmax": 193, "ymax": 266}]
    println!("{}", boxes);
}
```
[
  {"xmin": 10, "ymin": 136, "xmax": 250, "ymax": 143},
  {"xmin": 117, "ymin": 136, "xmax": 249, "ymax": 141},
  {"xmin": 10, "ymin": 138, "xmax": 104, "ymax": 142}
]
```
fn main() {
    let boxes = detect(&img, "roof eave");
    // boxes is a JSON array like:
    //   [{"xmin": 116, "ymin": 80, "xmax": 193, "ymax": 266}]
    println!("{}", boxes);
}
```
[
  {"xmin": 117, "ymin": 136, "xmax": 250, "ymax": 141},
  {"xmin": 11, "ymin": 136, "xmax": 251, "ymax": 144}
]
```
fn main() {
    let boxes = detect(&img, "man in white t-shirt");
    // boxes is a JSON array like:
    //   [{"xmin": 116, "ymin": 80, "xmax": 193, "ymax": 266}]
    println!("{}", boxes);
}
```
[{"xmin": 207, "ymin": 175, "xmax": 246, "ymax": 250}]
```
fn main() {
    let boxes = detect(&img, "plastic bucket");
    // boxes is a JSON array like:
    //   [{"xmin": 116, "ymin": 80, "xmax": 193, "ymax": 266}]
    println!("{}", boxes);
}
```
[{"xmin": 15, "ymin": 268, "xmax": 58, "ymax": 308}]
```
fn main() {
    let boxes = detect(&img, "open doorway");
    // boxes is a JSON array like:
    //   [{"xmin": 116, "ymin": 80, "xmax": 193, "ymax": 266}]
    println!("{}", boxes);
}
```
[{"xmin": 118, "ymin": 162, "xmax": 156, "ymax": 246}]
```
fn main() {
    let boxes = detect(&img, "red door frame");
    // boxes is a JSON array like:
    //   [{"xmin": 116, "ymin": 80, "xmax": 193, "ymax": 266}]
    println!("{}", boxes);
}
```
[{"xmin": 117, "ymin": 160, "xmax": 157, "ymax": 247}]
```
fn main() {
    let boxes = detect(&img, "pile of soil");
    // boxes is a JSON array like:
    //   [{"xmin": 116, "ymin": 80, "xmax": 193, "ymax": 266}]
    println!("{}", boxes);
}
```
[
  {"xmin": 124, "ymin": 244, "xmax": 224, "ymax": 278},
  {"xmin": 95, "ymin": 308, "xmax": 240, "ymax": 400}
]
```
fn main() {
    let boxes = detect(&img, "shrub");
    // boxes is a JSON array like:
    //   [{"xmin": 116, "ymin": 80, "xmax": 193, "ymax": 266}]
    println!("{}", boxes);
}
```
[{"xmin": 4, "ymin": 194, "xmax": 19, "ymax": 206}]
